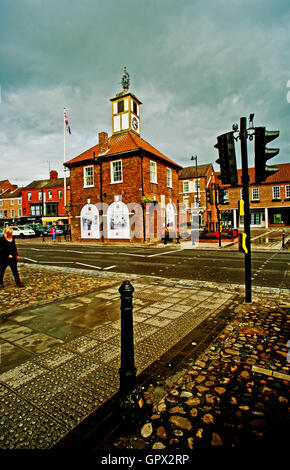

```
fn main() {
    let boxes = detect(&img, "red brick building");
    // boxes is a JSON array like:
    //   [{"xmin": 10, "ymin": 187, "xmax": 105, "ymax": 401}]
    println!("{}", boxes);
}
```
[
  {"xmin": 65, "ymin": 79, "xmax": 182, "ymax": 242},
  {"xmin": 22, "ymin": 170, "xmax": 70, "ymax": 226},
  {"xmin": 178, "ymin": 164, "xmax": 218, "ymax": 231},
  {"xmin": 216, "ymin": 163, "xmax": 290, "ymax": 228}
]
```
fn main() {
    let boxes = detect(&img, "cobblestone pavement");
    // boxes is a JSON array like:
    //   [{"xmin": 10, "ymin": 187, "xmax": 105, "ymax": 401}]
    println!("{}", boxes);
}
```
[
  {"xmin": 0, "ymin": 263, "xmax": 113, "ymax": 317},
  {"xmin": 113, "ymin": 291, "xmax": 290, "ymax": 456},
  {"xmin": 0, "ymin": 262, "xmax": 289, "ymax": 456}
]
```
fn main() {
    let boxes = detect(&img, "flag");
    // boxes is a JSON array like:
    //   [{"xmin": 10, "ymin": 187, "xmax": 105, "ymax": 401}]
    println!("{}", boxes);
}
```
[{"xmin": 64, "ymin": 109, "xmax": 71, "ymax": 135}]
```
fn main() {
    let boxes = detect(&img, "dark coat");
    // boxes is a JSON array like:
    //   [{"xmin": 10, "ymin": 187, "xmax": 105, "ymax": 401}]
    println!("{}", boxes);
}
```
[{"xmin": 0, "ymin": 236, "xmax": 18, "ymax": 262}]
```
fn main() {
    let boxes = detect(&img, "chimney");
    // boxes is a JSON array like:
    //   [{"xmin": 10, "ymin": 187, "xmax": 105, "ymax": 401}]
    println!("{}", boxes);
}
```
[
  {"xmin": 98, "ymin": 132, "xmax": 109, "ymax": 154},
  {"xmin": 50, "ymin": 170, "xmax": 58, "ymax": 180}
]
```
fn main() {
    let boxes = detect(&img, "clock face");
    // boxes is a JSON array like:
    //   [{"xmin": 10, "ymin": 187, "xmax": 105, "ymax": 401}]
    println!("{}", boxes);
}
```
[{"xmin": 132, "ymin": 116, "xmax": 139, "ymax": 131}]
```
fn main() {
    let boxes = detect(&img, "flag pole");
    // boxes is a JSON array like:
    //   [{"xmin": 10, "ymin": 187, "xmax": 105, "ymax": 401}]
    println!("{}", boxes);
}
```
[{"xmin": 64, "ymin": 107, "xmax": 67, "ymax": 207}]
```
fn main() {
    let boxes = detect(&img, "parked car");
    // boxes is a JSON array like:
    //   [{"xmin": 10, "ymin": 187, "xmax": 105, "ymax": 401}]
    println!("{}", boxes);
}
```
[
  {"xmin": 24, "ymin": 224, "xmax": 46, "ymax": 237},
  {"xmin": 12, "ymin": 226, "xmax": 35, "ymax": 238}
]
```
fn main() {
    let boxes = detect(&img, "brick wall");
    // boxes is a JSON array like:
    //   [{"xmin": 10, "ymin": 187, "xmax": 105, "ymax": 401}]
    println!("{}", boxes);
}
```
[{"xmin": 69, "ymin": 152, "xmax": 180, "ymax": 241}]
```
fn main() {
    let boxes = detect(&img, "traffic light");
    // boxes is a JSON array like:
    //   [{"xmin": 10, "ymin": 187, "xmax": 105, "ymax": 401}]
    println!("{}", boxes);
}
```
[
  {"xmin": 254, "ymin": 127, "xmax": 280, "ymax": 184},
  {"xmin": 239, "ymin": 232, "xmax": 248, "ymax": 254},
  {"xmin": 214, "ymin": 132, "xmax": 238, "ymax": 186},
  {"xmin": 206, "ymin": 188, "xmax": 213, "ymax": 204},
  {"xmin": 218, "ymin": 187, "xmax": 228, "ymax": 205}
]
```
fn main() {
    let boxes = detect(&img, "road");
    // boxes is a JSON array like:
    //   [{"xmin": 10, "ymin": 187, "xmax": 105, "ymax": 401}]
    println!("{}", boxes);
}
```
[{"xmin": 16, "ymin": 242, "xmax": 290, "ymax": 289}]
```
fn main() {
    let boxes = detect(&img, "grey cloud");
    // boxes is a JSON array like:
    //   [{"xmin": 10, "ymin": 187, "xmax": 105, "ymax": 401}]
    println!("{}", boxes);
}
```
[{"xmin": 0, "ymin": 0, "xmax": 289, "ymax": 185}]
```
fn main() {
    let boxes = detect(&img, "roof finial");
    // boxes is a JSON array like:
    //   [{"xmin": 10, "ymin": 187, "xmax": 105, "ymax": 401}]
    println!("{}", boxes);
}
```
[{"xmin": 121, "ymin": 66, "xmax": 130, "ymax": 91}]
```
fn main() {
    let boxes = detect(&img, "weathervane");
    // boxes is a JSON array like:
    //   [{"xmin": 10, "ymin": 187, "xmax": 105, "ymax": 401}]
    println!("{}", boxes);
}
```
[{"xmin": 120, "ymin": 67, "xmax": 131, "ymax": 91}]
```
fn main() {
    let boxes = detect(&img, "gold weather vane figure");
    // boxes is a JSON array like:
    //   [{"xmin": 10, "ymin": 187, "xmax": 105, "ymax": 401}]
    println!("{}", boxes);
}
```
[{"xmin": 120, "ymin": 67, "xmax": 131, "ymax": 91}]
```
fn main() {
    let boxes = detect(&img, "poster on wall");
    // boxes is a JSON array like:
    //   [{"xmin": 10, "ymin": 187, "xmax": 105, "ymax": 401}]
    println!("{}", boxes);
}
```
[
  {"xmin": 166, "ymin": 202, "xmax": 176, "ymax": 231},
  {"xmin": 80, "ymin": 204, "xmax": 100, "ymax": 239},
  {"xmin": 107, "ymin": 201, "xmax": 130, "ymax": 239}
]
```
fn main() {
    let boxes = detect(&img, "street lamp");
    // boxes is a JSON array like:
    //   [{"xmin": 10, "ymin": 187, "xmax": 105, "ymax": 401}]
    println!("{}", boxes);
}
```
[{"xmin": 191, "ymin": 155, "xmax": 199, "ymax": 206}]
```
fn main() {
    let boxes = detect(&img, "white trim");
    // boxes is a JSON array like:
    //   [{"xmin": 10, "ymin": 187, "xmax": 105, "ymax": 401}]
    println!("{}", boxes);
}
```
[
  {"xmin": 166, "ymin": 167, "xmax": 172, "ymax": 188},
  {"xmin": 110, "ymin": 160, "xmax": 123, "ymax": 184},
  {"xmin": 252, "ymin": 187, "xmax": 259, "ymax": 200},
  {"xmin": 272, "ymin": 185, "xmax": 281, "ymax": 199},
  {"xmin": 150, "ymin": 160, "xmax": 158, "ymax": 184},
  {"xmin": 83, "ymin": 165, "xmax": 94, "ymax": 188}
]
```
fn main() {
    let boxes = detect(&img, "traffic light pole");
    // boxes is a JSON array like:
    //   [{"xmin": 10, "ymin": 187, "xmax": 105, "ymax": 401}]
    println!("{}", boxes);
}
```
[
  {"xmin": 214, "ymin": 185, "xmax": 222, "ymax": 247},
  {"xmin": 240, "ymin": 117, "xmax": 252, "ymax": 303}
]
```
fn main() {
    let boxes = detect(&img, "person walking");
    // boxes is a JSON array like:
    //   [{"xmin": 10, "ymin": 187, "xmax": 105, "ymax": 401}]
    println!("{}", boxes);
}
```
[
  {"xmin": 0, "ymin": 227, "xmax": 24, "ymax": 288},
  {"xmin": 50, "ymin": 225, "xmax": 57, "ymax": 242}
]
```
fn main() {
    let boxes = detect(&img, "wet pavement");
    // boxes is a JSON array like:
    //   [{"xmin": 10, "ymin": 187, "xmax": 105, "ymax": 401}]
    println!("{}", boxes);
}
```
[
  {"xmin": 0, "ymin": 263, "xmax": 236, "ymax": 449},
  {"xmin": 0, "ymin": 259, "xmax": 289, "ymax": 459}
]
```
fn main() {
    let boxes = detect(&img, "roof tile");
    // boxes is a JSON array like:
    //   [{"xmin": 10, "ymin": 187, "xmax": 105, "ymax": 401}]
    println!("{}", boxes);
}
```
[{"xmin": 65, "ymin": 131, "xmax": 182, "ymax": 168}]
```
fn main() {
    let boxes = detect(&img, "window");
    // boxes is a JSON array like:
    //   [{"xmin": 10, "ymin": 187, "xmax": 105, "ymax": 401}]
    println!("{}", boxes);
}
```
[
  {"xmin": 58, "ymin": 189, "xmax": 63, "ymax": 199},
  {"xmin": 111, "ymin": 160, "xmax": 123, "ymax": 183},
  {"xmin": 18, "ymin": 199, "xmax": 21, "ymax": 205},
  {"xmin": 117, "ymin": 100, "xmax": 124, "ymax": 113},
  {"xmin": 0, "ymin": 200, "xmax": 2, "ymax": 206},
  {"xmin": 28, "ymin": 192, "xmax": 31, "ymax": 201},
  {"xmin": 194, "ymin": 180, "xmax": 200, "ymax": 192},
  {"xmin": 183, "ymin": 181, "xmax": 189, "ymax": 193},
  {"xmin": 285, "ymin": 185, "xmax": 290, "ymax": 199},
  {"xmin": 240, "ymin": 189, "xmax": 244, "ymax": 200},
  {"xmin": 0, "ymin": 210, "xmax": 2, "ymax": 218},
  {"xmin": 18, "ymin": 209, "xmax": 22, "ymax": 217},
  {"xmin": 48, "ymin": 190, "xmax": 52, "ymax": 200},
  {"xmin": 272, "ymin": 186, "xmax": 280, "ymax": 199},
  {"xmin": 46, "ymin": 203, "xmax": 58, "ymax": 216},
  {"xmin": 84, "ymin": 166, "xmax": 94, "ymax": 187},
  {"xmin": 30, "ymin": 205, "xmax": 42, "ymax": 216},
  {"xmin": 150, "ymin": 161, "xmax": 157, "ymax": 184},
  {"xmin": 11, "ymin": 209, "xmax": 15, "ymax": 218},
  {"xmin": 167, "ymin": 168, "xmax": 172, "ymax": 187},
  {"xmin": 10, "ymin": 199, "xmax": 14, "ymax": 205},
  {"xmin": 183, "ymin": 197, "xmax": 189, "ymax": 209},
  {"xmin": 224, "ymin": 190, "xmax": 229, "ymax": 202},
  {"xmin": 38, "ymin": 191, "xmax": 42, "ymax": 201},
  {"xmin": 250, "ymin": 212, "xmax": 261, "ymax": 225},
  {"xmin": 132, "ymin": 101, "xmax": 137, "ymax": 115},
  {"xmin": 252, "ymin": 188, "xmax": 259, "ymax": 200}
]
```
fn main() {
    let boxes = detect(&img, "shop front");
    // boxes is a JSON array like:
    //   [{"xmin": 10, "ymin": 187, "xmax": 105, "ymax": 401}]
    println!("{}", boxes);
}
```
[{"xmin": 268, "ymin": 207, "xmax": 290, "ymax": 227}]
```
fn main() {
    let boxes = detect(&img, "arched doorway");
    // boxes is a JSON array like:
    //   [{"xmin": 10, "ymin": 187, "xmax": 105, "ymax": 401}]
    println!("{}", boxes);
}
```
[
  {"xmin": 166, "ymin": 202, "xmax": 176, "ymax": 232},
  {"xmin": 107, "ymin": 201, "xmax": 130, "ymax": 239},
  {"xmin": 80, "ymin": 204, "xmax": 100, "ymax": 239}
]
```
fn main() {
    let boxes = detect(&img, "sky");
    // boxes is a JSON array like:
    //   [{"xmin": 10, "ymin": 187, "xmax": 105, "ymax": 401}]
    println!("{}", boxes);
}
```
[{"xmin": 0, "ymin": 0, "xmax": 290, "ymax": 186}]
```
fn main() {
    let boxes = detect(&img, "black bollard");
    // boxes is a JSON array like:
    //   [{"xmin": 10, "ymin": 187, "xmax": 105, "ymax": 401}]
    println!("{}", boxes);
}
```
[
  {"xmin": 282, "ymin": 230, "xmax": 285, "ymax": 248},
  {"xmin": 119, "ymin": 281, "xmax": 137, "ymax": 394},
  {"xmin": 118, "ymin": 281, "xmax": 146, "ymax": 426}
]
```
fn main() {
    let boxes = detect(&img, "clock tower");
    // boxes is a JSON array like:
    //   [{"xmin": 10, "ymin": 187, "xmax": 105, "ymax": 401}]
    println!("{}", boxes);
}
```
[{"xmin": 111, "ymin": 67, "xmax": 142, "ymax": 136}]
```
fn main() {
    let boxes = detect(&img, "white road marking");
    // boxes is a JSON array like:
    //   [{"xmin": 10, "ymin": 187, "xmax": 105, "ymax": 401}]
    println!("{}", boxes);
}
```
[
  {"xmin": 103, "ymin": 265, "xmax": 117, "ymax": 270},
  {"xmin": 75, "ymin": 262, "xmax": 102, "ymax": 269},
  {"xmin": 23, "ymin": 257, "xmax": 38, "ymax": 263},
  {"xmin": 147, "ymin": 249, "xmax": 184, "ymax": 258},
  {"xmin": 43, "ymin": 261, "xmax": 75, "ymax": 264},
  {"xmin": 118, "ymin": 252, "xmax": 146, "ymax": 257}
]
